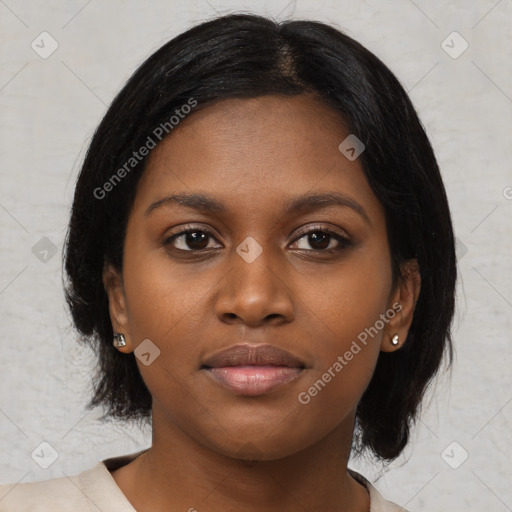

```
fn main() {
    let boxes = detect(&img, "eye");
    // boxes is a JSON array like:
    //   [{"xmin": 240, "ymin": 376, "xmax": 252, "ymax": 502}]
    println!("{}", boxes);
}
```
[
  {"xmin": 163, "ymin": 226, "xmax": 221, "ymax": 252},
  {"xmin": 291, "ymin": 226, "xmax": 352, "ymax": 252},
  {"xmin": 163, "ymin": 224, "xmax": 352, "ymax": 254}
]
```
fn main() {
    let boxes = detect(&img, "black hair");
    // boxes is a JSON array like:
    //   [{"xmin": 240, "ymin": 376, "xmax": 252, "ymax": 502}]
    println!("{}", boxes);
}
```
[{"xmin": 63, "ymin": 13, "xmax": 456, "ymax": 463}]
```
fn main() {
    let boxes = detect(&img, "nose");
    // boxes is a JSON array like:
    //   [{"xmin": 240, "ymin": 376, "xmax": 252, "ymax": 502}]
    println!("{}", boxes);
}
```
[{"xmin": 214, "ymin": 244, "xmax": 295, "ymax": 327}]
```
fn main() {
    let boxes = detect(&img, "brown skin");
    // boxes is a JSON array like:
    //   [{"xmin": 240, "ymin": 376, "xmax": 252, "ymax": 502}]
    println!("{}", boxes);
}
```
[{"xmin": 103, "ymin": 94, "xmax": 421, "ymax": 511}]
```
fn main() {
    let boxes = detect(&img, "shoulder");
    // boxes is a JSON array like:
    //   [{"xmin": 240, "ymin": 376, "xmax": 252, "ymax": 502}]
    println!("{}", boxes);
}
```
[
  {"xmin": 0, "ymin": 460, "xmax": 132, "ymax": 512},
  {"xmin": 348, "ymin": 468, "xmax": 410, "ymax": 512},
  {"xmin": 0, "ymin": 472, "xmax": 93, "ymax": 512},
  {"xmin": 0, "ymin": 450, "xmax": 145, "ymax": 512}
]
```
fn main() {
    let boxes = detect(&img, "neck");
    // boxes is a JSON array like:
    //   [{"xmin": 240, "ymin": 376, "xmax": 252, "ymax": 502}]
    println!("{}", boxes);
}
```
[{"xmin": 112, "ymin": 405, "xmax": 369, "ymax": 512}]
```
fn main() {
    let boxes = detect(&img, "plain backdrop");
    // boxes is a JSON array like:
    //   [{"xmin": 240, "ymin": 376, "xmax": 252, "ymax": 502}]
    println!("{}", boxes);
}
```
[{"xmin": 0, "ymin": 1, "xmax": 511, "ymax": 510}]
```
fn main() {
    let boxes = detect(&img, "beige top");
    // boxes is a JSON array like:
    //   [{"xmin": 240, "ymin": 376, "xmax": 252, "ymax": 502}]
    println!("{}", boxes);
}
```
[{"xmin": 0, "ymin": 450, "xmax": 409, "ymax": 511}]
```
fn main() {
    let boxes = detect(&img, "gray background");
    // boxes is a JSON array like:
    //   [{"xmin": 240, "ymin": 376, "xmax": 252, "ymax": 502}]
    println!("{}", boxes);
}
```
[{"xmin": 0, "ymin": 0, "xmax": 511, "ymax": 510}]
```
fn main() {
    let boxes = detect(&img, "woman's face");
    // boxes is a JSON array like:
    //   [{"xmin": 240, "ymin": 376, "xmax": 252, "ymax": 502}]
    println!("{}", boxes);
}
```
[{"xmin": 105, "ymin": 94, "xmax": 413, "ymax": 460}]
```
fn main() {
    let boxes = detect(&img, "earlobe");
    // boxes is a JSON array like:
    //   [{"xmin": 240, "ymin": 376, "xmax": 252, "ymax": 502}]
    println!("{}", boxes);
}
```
[
  {"xmin": 381, "ymin": 259, "xmax": 421, "ymax": 353},
  {"xmin": 102, "ymin": 262, "xmax": 133, "ymax": 352}
]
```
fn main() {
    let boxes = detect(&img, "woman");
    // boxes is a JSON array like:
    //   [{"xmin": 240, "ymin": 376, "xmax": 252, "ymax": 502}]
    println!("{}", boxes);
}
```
[{"xmin": 0, "ymin": 13, "xmax": 456, "ymax": 511}]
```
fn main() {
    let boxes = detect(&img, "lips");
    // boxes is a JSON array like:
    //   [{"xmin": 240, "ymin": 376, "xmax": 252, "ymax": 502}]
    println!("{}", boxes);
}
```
[
  {"xmin": 201, "ymin": 344, "xmax": 306, "ymax": 396},
  {"xmin": 201, "ymin": 343, "xmax": 305, "ymax": 369}
]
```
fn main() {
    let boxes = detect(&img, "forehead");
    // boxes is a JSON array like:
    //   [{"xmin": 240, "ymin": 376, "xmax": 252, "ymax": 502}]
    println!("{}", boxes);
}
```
[{"xmin": 132, "ymin": 95, "xmax": 383, "ymax": 224}]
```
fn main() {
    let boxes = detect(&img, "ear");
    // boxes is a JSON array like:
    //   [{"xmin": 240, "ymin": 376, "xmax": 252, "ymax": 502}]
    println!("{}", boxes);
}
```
[
  {"xmin": 102, "ymin": 262, "xmax": 133, "ymax": 353},
  {"xmin": 381, "ymin": 259, "xmax": 421, "ymax": 352}
]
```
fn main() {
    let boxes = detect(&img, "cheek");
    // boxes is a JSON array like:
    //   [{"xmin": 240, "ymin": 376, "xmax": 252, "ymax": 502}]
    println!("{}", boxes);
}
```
[
  {"xmin": 122, "ymin": 243, "xmax": 203, "ymax": 340},
  {"xmin": 121, "ymin": 248, "xmax": 205, "ymax": 411},
  {"xmin": 121, "ymin": 241, "xmax": 223, "ymax": 394},
  {"xmin": 303, "ymin": 251, "xmax": 392, "ymax": 345},
  {"xmin": 296, "ymin": 249, "xmax": 392, "ymax": 402}
]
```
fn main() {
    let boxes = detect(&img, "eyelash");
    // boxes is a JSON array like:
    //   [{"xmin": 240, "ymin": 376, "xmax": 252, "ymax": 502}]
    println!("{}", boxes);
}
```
[{"xmin": 162, "ymin": 224, "xmax": 353, "ymax": 254}]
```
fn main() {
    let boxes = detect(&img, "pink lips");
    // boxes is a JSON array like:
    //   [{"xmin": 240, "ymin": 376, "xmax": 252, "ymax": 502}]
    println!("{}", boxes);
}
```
[{"xmin": 201, "ymin": 344, "xmax": 305, "ymax": 396}]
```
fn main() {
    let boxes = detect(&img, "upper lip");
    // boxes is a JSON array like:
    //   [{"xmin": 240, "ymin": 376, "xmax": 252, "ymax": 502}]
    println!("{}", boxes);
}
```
[{"xmin": 201, "ymin": 344, "xmax": 305, "ymax": 369}]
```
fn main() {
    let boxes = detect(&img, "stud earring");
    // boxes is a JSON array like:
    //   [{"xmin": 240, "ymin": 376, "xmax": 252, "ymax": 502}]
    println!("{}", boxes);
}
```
[
  {"xmin": 391, "ymin": 334, "xmax": 400, "ymax": 346},
  {"xmin": 113, "ymin": 333, "xmax": 127, "ymax": 348}
]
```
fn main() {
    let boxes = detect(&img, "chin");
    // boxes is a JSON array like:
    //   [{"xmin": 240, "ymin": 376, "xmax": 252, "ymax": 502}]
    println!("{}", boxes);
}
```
[{"xmin": 199, "ymin": 422, "xmax": 315, "ymax": 463}]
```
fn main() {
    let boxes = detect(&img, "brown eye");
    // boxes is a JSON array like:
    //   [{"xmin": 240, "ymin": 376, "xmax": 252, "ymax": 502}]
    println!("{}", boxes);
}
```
[
  {"xmin": 292, "ymin": 227, "xmax": 352, "ymax": 252},
  {"xmin": 306, "ymin": 232, "xmax": 331, "ymax": 250},
  {"xmin": 164, "ymin": 228, "xmax": 221, "ymax": 252}
]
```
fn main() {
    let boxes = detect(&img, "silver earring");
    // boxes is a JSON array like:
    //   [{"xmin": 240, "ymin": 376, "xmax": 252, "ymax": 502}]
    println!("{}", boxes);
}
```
[
  {"xmin": 391, "ymin": 334, "xmax": 400, "ymax": 346},
  {"xmin": 113, "ymin": 333, "xmax": 126, "ymax": 348}
]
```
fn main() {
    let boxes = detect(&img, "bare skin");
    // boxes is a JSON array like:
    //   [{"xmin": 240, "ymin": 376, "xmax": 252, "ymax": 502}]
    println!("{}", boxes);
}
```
[{"xmin": 103, "ymin": 94, "xmax": 421, "ymax": 511}]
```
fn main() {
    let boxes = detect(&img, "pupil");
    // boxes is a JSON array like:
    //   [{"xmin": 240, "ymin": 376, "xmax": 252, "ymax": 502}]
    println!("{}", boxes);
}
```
[
  {"xmin": 309, "ymin": 232, "xmax": 329, "ymax": 250},
  {"xmin": 186, "ymin": 231, "xmax": 208, "ymax": 250}
]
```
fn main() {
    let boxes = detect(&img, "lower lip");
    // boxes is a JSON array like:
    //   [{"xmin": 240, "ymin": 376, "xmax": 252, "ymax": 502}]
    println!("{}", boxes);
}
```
[{"xmin": 203, "ymin": 365, "xmax": 303, "ymax": 396}]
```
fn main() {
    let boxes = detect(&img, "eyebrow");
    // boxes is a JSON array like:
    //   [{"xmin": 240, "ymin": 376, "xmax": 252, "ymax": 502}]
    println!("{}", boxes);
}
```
[{"xmin": 144, "ymin": 192, "xmax": 371, "ymax": 225}]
